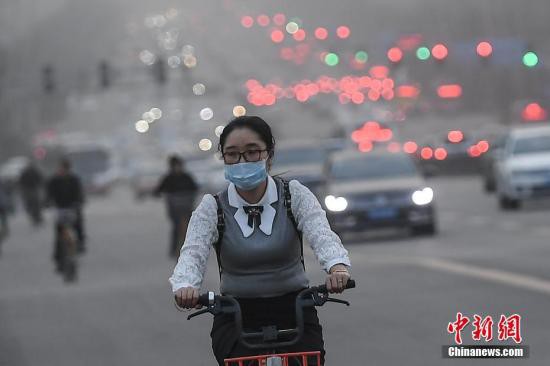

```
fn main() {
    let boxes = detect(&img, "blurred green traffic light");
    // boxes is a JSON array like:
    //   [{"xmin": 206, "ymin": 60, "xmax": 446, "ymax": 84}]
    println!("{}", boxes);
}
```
[
  {"xmin": 325, "ymin": 53, "xmax": 339, "ymax": 66},
  {"xmin": 355, "ymin": 51, "xmax": 368, "ymax": 63},
  {"xmin": 523, "ymin": 52, "xmax": 539, "ymax": 67},
  {"xmin": 416, "ymin": 47, "xmax": 431, "ymax": 61}
]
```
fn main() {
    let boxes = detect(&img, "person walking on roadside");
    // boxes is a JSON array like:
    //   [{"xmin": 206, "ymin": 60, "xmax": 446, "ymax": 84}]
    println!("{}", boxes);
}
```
[{"xmin": 154, "ymin": 155, "xmax": 199, "ymax": 258}]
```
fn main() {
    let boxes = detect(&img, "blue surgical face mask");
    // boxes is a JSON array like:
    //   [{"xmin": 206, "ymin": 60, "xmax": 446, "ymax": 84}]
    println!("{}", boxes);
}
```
[{"xmin": 224, "ymin": 160, "xmax": 267, "ymax": 191}]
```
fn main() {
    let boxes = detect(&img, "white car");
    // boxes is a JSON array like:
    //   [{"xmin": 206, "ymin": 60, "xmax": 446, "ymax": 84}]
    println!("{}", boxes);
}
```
[{"xmin": 495, "ymin": 126, "xmax": 550, "ymax": 210}]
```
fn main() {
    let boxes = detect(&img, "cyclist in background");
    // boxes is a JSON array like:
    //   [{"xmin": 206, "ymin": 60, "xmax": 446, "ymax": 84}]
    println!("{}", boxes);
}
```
[
  {"xmin": 19, "ymin": 161, "xmax": 45, "ymax": 226},
  {"xmin": 47, "ymin": 159, "xmax": 86, "ymax": 271},
  {"xmin": 154, "ymin": 155, "xmax": 198, "ymax": 259}
]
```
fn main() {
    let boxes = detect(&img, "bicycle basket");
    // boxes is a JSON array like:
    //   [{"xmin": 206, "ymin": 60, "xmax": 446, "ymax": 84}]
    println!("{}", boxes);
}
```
[{"xmin": 224, "ymin": 351, "xmax": 321, "ymax": 366}]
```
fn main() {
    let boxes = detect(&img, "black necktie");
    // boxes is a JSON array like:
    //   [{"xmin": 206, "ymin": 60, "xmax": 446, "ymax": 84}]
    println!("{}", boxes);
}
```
[{"xmin": 243, "ymin": 205, "xmax": 264, "ymax": 228}]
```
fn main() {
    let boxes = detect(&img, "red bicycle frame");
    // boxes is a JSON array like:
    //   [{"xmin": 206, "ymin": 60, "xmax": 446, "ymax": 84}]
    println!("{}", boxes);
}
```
[{"xmin": 224, "ymin": 351, "xmax": 321, "ymax": 366}]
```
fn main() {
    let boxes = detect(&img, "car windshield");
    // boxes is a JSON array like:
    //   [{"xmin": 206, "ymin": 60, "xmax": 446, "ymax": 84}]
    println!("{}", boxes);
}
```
[
  {"xmin": 512, "ymin": 135, "xmax": 550, "ymax": 155},
  {"xmin": 272, "ymin": 148, "xmax": 326, "ymax": 166},
  {"xmin": 330, "ymin": 154, "xmax": 418, "ymax": 180},
  {"xmin": 68, "ymin": 150, "xmax": 109, "ymax": 176}
]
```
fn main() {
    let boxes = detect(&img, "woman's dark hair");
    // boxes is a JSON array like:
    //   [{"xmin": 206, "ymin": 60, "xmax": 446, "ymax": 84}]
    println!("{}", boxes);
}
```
[{"xmin": 218, "ymin": 116, "xmax": 276, "ymax": 155}]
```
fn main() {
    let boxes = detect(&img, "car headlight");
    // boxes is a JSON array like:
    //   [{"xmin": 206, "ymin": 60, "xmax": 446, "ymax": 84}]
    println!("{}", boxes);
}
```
[
  {"xmin": 412, "ymin": 187, "xmax": 434, "ymax": 206},
  {"xmin": 324, "ymin": 195, "xmax": 348, "ymax": 212}
]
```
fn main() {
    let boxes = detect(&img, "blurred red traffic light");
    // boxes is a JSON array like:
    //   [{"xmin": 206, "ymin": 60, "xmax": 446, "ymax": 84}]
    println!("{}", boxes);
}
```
[
  {"xmin": 314, "ymin": 27, "xmax": 328, "ymax": 40},
  {"xmin": 336, "ymin": 26, "xmax": 350, "ymax": 39},
  {"xmin": 293, "ymin": 29, "xmax": 306, "ymax": 41},
  {"xmin": 522, "ymin": 103, "xmax": 548, "ymax": 122},
  {"xmin": 448, "ymin": 130, "xmax": 464, "ymax": 143},
  {"xmin": 432, "ymin": 44, "xmax": 448, "ymax": 60},
  {"xmin": 351, "ymin": 92, "xmax": 365, "ymax": 104},
  {"xmin": 257, "ymin": 15, "xmax": 270, "ymax": 27},
  {"xmin": 387, "ymin": 47, "xmax": 403, "ymax": 63},
  {"xmin": 241, "ymin": 16, "xmax": 254, "ymax": 28},
  {"xmin": 476, "ymin": 41, "xmax": 493, "ymax": 58},
  {"xmin": 271, "ymin": 30, "xmax": 285, "ymax": 43},
  {"xmin": 403, "ymin": 141, "xmax": 418, "ymax": 154},
  {"xmin": 434, "ymin": 148, "xmax": 448, "ymax": 160},
  {"xmin": 421, "ymin": 147, "xmax": 434, "ymax": 160}
]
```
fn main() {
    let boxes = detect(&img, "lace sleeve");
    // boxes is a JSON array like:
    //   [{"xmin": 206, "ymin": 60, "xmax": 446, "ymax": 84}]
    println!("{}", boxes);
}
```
[
  {"xmin": 168, "ymin": 194, "xmax": 219, "ymax": 292},
  {"xmin": 289, "ymin": 180, "xmax": 351, "ymax": 273}
]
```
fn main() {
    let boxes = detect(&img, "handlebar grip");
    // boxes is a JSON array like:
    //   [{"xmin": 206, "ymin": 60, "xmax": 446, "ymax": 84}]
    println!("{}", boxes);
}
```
[
  {"xmin": 317, "ymin": 278, "xmax": 356, "ymax": 293},
  {"xmin": 198, "ymin": 293, "xmax": 211, "ymax": 306}
]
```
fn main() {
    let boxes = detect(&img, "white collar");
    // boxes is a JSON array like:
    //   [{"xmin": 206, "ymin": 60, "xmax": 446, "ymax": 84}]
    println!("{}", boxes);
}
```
[{"xmin": 228, "ymin": 176, "xmax": 278, "ymax": 237}]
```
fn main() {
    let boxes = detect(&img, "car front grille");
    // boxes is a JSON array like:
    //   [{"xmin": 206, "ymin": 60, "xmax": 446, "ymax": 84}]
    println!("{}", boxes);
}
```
[{"xmin": 347, "ymin": 190, "xmax": 412, "ymax": 209}]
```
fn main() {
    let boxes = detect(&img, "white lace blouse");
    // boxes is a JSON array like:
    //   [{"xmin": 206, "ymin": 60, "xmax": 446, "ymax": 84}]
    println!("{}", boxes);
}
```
[{"xmin": 169, "ymin": 179, "xmax": 351, "ymax": 292}]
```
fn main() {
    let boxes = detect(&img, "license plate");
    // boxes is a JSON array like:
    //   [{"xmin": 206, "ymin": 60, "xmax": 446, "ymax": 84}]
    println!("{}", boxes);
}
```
[{"xmin": 368, "ymin": 207, "xmax": 398, "ymax": 220}]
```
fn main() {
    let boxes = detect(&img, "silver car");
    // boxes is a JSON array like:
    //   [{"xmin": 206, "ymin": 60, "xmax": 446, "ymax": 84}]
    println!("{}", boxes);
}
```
[
  {"xmin": 495, "ymin": 126, "xmax": 550, "ymax": 210},
  {"xmin": 323, "ymin": 150, "xmax": 437, "ymax": 236}
]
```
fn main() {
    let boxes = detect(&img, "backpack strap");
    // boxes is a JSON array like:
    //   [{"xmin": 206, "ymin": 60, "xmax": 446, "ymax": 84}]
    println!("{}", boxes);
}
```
[
  {"xmin": 281, "ymin": 178, "xmax": 305, "ymax": 270},
  {"xmin": 213, "ymin": 193, "xmax": 224, "ymax": 279}
]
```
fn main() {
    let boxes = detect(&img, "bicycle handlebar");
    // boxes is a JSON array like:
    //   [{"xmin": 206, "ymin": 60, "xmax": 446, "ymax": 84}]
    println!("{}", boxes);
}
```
[
  {"xmin": 185, "ymin": 279, "xmax": 356, "ymax": 349},
  {"xmin": 316, "ymin": 278, "xmax": 355, "ymax": 293}
]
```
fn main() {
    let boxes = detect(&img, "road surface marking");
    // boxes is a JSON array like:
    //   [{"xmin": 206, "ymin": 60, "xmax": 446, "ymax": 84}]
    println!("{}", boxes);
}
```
[
  {"xmin": 359, "ymin": 255, "xmax": 550, "ymax": 295},
  {"xmin": 410, "ymin": 257, "xmax": 550, "ymax": 295}
]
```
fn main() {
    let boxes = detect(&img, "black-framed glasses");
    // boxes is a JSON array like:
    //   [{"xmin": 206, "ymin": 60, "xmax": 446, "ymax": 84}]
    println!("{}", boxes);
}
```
[{"xmin": 222, "ymin": 149, "xmax": 269, "ymax": 164}]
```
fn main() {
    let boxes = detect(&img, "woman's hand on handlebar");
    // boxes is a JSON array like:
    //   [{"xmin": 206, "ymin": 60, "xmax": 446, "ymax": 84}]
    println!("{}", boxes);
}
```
[
  {"xmin": 326, "ymin": 264, "xmax": 351, "ymax": 294},
  {"xmin": 174, "ymin": 287, "xmax": 201, "ymax": 309}
]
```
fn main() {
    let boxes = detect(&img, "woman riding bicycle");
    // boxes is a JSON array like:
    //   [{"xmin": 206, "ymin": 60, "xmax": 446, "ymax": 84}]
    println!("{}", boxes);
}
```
[{"xmin": 170, "ymin": 116, "xmax": 351, "ymax": 365}]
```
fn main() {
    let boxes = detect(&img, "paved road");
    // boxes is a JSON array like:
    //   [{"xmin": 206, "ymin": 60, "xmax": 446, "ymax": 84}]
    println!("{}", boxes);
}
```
[{"xmin": 1, "ymin": 176, "xmax": 549, "ymax": 365}]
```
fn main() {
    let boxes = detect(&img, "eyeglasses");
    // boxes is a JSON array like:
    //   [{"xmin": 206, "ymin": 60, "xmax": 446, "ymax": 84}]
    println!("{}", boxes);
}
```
[{"xmin": 222, "ymin": 149, "xmax": 269, "ymax": 164}]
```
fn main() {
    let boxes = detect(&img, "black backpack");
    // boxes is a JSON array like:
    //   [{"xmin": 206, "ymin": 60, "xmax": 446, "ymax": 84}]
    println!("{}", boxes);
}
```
[{"xmin": 212, "ymin": 178, "xmax": 304, "ymax": 278}]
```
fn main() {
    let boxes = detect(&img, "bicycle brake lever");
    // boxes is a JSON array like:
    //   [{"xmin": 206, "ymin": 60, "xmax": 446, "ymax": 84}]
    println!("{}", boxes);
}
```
[
  {"xmin": 187, "ymin": 308, "xmax": 210, "ymax": 320},
  {"xmin": 325, "ymin": 297, "xmax": 350, "ymax": 306},
  {"xmin": 311, "ymin": 291, "xmax": 328, "ymax": 306}
]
